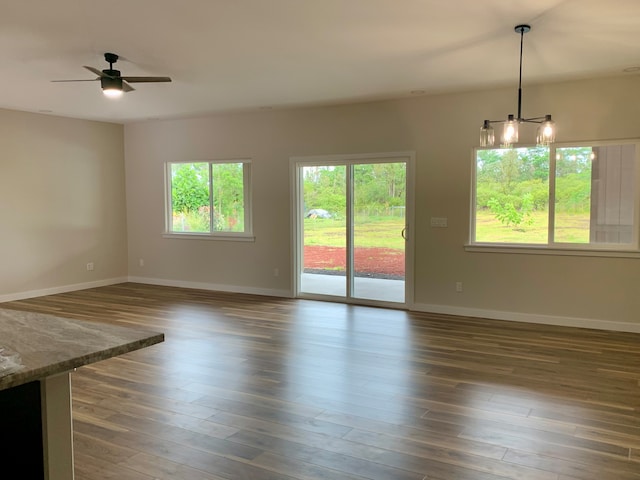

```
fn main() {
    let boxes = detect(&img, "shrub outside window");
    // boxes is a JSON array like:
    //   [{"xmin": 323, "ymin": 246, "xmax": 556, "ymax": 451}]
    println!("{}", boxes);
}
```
[
  {"xmin": 471, "ymin": 140, "xmax": 639, "ymax": 250},
  {"xmin": 166, "ymin": 160, "xmax": 252, "ymax": 238}
]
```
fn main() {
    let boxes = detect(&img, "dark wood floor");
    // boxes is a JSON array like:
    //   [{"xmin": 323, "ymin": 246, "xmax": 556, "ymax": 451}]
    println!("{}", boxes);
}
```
[{"xmin": 3, "ymin": 283, "xmax": 640, "ymax": 479}]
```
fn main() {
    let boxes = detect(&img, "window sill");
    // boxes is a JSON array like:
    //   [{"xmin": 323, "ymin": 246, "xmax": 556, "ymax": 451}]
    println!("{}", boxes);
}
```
[
  {"xmin": 465, "ymin": 243, "xmax": 640, "ymax": 258},
  {"xmin": 163, "ymin": 232, "xmax": 255, "ymax": 242}
]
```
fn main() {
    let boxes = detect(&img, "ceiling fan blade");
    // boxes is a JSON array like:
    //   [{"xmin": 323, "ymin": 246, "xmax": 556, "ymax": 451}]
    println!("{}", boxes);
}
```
[
  {"xmin": 121, "ymin": 76, "xmax": 172, "ymax": 83},
  {"xmin": 122, "ymin": 81, "xmax": 135, "ymax": 92},
  {"xmin": 84, "ymin": 66, "xmax": 111, "ymax": 78},
  {"xmin": 51, "ymin": 79, "xmax": 99, "ymax": 82}
]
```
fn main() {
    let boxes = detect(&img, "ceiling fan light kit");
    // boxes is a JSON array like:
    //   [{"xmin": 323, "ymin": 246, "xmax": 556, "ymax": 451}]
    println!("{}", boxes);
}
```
[
  {"xmin": 52, "ymin": 52, "xmax": 171, "ymax": 98},
  {"xmin": 480, "ymin": 24, "xmax": 556, "ymax": 148}
]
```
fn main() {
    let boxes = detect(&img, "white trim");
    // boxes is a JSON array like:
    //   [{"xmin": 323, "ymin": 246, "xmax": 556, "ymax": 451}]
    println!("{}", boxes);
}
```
[
  {"xmin": 165, "ymin": 158, "xmax": 253, "ymax": 237},
  {"xmin": 404, "ymin": 153, "xmax": 416, "ymax": 308},
  {"xmin": 297, "ymin": 291, "xmax": 407, "ymax": 310},
  {"xmin": 465, "ymin": 244, "xmax": 640, "ymax": 258},
  {"xmin": 469, "ymin": 148, "xmax": 478, "ymax": 245},
  {"xmin": 127, "ymin": 276, "xmax": 292, "ymax": 299},
  {"xmin": 0, "ymin": 277, "xmax": 128, "ymax": 304},
  {"xmin": 162, "ymin": 233, "xmax": 255, "ymax": 242},
  {"xmin": 412, "ymin": 302, "xmax": 640, "ymax": 334},
  {"xmin": 346, "ymin": 164, "xmax": 354, "ymax": 298},
  {"xmin": 290, "ymin": 151, "xmax": 413, "ymax": 165},
  {"xmin": 289, "ymin": 160, "xmax": 301, "ymax": 298}
]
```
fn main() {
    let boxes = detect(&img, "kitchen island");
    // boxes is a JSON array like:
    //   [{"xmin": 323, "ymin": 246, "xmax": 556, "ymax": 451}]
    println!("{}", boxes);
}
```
[{"xmin": 0, "ymin": 307, "xmax": 164, "ymax": 479}]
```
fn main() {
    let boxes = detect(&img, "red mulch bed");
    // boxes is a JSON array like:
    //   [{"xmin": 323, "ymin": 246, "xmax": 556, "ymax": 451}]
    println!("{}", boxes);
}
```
[{"xmin": 304, "ymin": 245, "xmax": 405, "ymax": 277}]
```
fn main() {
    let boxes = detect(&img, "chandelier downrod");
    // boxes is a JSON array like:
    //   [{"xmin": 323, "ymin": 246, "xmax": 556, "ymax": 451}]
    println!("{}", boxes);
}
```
[{"xmin": 516, "ymin": 24, "xmax": 530, "ymax": 121}]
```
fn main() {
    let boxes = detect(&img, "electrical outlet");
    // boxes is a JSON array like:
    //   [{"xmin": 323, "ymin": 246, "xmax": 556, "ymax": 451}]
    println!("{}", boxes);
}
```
[
  {"xmin": 273, "ymin": 268, "xmax": 279, "ymax": 277},
  {"xmin": 86, "ymin": 262, "xmax": 94, "ymax": 271},
  {"xmin": 456, "ymin": 281, "xmax": 463, "ymax": 292},
  {"xmin": 139, "ymin": 258, "xmax": 145, "ymax": 267}
]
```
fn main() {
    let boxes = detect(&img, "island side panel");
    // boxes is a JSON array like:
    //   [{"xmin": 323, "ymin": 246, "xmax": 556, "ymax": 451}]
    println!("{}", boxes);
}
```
[{"xmin": 41, "ymin": 372, "xmax": 74, "ymax": 480}]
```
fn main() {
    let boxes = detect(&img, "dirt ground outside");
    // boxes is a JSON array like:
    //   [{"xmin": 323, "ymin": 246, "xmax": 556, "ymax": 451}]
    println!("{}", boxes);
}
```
[{"xmin": 304, "ymin": 245, "xmax": 405, "ymax": 279}]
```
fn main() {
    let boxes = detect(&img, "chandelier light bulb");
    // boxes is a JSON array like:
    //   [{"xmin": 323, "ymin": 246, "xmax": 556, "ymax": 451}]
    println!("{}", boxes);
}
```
[
  {"xmin": 536, "ymin": 115, "xmax": 556, "ymax": 146},
  {"xmin": 480, "ymin": 120, "xmax": 495, "ymax": 147},
  {"xmin": 502, "ymin": 115, "xmax": 518, "ymax": 147}
]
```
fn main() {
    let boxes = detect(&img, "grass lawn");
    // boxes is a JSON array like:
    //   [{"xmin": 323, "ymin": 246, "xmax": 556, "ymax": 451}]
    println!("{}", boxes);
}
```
[
  {"xmin": 475, "ymin": 210, "xmax": 590, "ymax": 243},
  {"xmin": 304, "ymin": 212, "xmax": 591, "ymax": 247},
  {"xmin": 304, "ymin": 216, "xmax": 405, "ymax": 249}
]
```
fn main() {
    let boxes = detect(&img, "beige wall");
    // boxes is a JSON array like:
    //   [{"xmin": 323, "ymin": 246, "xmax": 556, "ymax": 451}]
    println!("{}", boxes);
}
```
[
  {"xmin": 124, "ymin": 75, "xmax": 640, "ymax": 329},
  {"xmin": 0, "ymin": 109, "xmax": 127, "ymax": 299}
]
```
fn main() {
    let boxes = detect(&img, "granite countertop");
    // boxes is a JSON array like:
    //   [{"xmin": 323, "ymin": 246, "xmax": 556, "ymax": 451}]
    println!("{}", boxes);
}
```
[{"xmin": 0, "ymin": 307, "xmax": 164, "ymax": 391}]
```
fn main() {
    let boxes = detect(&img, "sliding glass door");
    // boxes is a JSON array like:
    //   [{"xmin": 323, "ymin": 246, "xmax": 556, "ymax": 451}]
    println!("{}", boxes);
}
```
[
  {"xmin": 294, "ymin": 153, "xmax": 413, "ymax": 306},
  {"xmin": 352, "ymin": 162, "xmax": 406, "ymax": 302}
]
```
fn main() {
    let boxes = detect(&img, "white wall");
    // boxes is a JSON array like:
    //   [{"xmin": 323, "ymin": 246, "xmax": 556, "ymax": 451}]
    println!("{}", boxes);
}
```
[
  {"xmin": 125, "ymin": 75, "xmax": 640, "ymax": 330},
  {"xmin": 0, "ymin": 109, "xmax": 127, "ymax": 301}
]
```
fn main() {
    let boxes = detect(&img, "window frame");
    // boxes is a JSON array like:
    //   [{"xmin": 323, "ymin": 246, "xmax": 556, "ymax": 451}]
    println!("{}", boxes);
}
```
[
  {"xmin": 468, "ymin": 139, "xmax": 640, "ymax": 255},
  {"xmin": 163, "ymin": 158, "xmax": 254, "ymax": 241}
]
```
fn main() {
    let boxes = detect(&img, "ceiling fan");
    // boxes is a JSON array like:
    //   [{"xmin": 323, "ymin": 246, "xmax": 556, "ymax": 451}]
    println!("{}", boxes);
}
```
[{"xmin": 52, "ymin": 52, "xmax": 171, "ymax": 98}]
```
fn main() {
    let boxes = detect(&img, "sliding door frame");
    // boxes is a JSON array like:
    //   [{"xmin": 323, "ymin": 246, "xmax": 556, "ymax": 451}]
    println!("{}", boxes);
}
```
[{"xmin": 290, "ymin": 151, "xmax": 415, "ymax": 309}]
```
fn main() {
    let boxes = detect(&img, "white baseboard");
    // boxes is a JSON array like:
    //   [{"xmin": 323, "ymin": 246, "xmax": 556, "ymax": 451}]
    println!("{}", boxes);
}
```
[
  {"xmin": 0, "ymin": 277, "xmax": 129, "ymax": 304},
  {"xmin": 411, "ymin": 302, "xmax": 640, "ymax": 334},
  {"xmin": 128, "ymin": 276, "xmax": 292, "ymax": 299},
  {"xmin": 3, "ymin": 277, "xmax": 636, "ymax": 334}
]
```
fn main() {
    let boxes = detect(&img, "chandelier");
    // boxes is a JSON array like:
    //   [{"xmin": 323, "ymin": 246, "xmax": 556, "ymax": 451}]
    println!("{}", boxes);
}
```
[{"xmin": 479, "ymin": 25, "xmax": 556, "ymax": 148}]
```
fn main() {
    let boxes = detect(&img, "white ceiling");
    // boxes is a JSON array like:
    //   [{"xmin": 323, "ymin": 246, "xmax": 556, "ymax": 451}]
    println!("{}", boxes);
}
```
[{"xmin": 2, "ymin": 0, "xmax": 639, "ymax": 123}]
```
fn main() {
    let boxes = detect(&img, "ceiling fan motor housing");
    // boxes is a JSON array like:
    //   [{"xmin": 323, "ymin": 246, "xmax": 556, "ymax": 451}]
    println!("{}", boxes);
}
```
[
  {"xmin": 101, "ymin": 76, "xmax": 123, "ymax": 90},
  {"xmin": 102, "ymin": 69, "xmax": 121, "ymax": 78}
]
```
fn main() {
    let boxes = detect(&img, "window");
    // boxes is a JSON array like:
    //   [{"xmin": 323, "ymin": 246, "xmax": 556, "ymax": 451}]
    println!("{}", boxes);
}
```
[
  {"xmin": 165, "ymin": 160, "xmax": 252, "ymax": 238},
  {"xmin": 471, "ymin": 140, "xmax": 639, "ymax": 251}
]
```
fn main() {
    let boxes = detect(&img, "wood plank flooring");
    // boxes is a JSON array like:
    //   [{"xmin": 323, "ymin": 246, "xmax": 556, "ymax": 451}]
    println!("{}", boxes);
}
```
[{"xmin": 3, "ymin": 282, "xmax": 640, "ymax": 480}]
